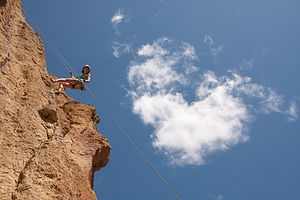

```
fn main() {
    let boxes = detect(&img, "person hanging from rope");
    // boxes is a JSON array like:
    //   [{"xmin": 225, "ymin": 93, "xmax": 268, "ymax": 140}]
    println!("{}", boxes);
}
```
[{"xmin": 50, "ymin": 65, "xmax": 91, "ymax": 94}]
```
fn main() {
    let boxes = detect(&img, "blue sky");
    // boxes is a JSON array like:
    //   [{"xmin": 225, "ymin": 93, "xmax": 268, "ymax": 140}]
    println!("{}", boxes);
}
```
[{"xmin": 23, "ymin": 0, "xmax": 300, "ymax": 199}]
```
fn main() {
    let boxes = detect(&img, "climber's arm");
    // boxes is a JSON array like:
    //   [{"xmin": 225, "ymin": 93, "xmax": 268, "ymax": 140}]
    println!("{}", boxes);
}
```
[
  {"xmin": 69, "ymin": 72, "xmax": 75, "ymax": 78},
  {"xmin": 85, "ymin": 74, "xmax": 91, "ymax": 83}
]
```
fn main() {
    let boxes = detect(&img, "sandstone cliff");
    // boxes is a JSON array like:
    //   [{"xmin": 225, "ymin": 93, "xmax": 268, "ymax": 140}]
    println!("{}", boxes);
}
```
[{"xmin": 0, "ymin": 0, "xmax": 111, "ymax": 199}]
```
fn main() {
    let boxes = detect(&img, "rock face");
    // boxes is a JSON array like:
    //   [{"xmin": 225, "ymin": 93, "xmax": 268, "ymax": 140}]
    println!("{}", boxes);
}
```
[{"xmin": 0, "ymin": 0, "xmax": 111, "ymax": 199}]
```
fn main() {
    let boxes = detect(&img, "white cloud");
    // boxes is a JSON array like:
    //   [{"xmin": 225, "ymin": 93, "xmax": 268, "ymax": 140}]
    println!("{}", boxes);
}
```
[
  {"xmin": 185, "ymin": 65, "xmax": 199, "ymax": 75},
  {"xmin": 260, "ymin": 89, "xmax": 283, "ymax": 113},
  {"xmin": 128, "ymin": 58, "xmax": 186, "ymax": 94},
  {"xmin": 128, "ymin": 38, "xmax": 293, "ymax": 166},
  {"xmin": 111, "ymin": 9, "xmax": 124, "ymax": 25},
  {"xmin": 137, "ymin": 38, "xmax": 170, "ymax": 57},
  {"xmin": 204, "ymin": 35, "xmax": 214, "ymax": 45},
  {"xmin": 286, "ymin": 101, "xmax": 298, "ymax": 121},
  {"xmin": 203, "ymin": 35, "xmax": 223, "ymax": 57},
  {"xmin": 182, "ymin": 42, "xmax": 197, "ymax": 59},
  {"xmin": 132, "ymin": 89, "xmax": 250, "ymax": 166},
  {"xmin": 111, "ymin": 9, "xmax": 129, "ymax": 35},
  {"xmin": 112, "ymin": 41, "xmax": 131, "ymax": 58}
]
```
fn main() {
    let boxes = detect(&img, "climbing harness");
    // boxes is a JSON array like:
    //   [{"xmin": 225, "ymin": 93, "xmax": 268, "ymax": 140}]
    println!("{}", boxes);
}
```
[
  {"xmin": 76, "ymin": 74, "xmax": 88, "ymax": 90},
  {"xmin": 77, "ymin": 74, "xmax": 88, "ymax": 80},
  {"xmin": 23, "ymin": 9, "xmax": 182, "ymax": 200}
]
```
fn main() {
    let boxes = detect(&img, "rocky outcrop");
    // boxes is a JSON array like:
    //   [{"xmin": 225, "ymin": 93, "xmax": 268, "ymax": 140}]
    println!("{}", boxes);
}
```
[{"xmin": 0, "ymin": 0, "xmax": 111, "ymax": 199}]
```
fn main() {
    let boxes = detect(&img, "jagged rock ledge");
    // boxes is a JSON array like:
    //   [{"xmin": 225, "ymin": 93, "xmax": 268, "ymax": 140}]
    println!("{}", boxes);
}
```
[{"xmin": 0, "ymin": 0, "xmax": 111, "ymax": 199}]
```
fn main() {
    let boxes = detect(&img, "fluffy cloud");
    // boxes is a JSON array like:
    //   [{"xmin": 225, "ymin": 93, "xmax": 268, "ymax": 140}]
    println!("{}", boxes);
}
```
[
  {"xmin": 111, "ymin": 9, "xmax": 129, "ymax": 35},
  {"xmin": 128, "ymin": 38, "xmax": 296, "ymax": 166},
  {"xmin": 111, "ymin": 9, "xmax": 124, "ymax": 25},
  {"xmin": 137, "ymin": 38, "xmax": 169, "ymax": 57}
]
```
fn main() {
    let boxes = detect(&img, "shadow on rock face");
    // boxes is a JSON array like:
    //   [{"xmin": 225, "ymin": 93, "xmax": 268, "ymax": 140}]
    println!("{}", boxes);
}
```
[
  {"xmin": 0, "ymin": 0, "xmax": 7, "ymax": 7},
  {"xmin": 38, "ymin": 107, "xmax": 58, "ymax": 124}
]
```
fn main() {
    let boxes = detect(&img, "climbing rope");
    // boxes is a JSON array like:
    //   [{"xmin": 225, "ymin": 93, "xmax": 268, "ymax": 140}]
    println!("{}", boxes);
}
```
[{"xmin": 23, "ymin": 9, "xmax": 182, "ymax": 200}]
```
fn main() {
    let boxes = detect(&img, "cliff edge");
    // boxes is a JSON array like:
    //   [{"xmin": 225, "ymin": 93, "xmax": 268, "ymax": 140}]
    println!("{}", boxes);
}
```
[{"xmin": 0, "ymin": 0, "xmax": 111, "ymax": 199}]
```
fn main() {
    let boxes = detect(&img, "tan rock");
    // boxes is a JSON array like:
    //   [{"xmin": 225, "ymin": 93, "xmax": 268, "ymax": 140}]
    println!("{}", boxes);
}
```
[{"xmin": 0, "ymin": 0, "xmax": 111, "ymax": 199}]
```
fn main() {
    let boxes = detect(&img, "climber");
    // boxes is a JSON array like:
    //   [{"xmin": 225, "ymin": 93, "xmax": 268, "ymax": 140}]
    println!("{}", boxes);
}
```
[{"xmin": 50, "ymin": 65, "xmax": 91, "ymax": 94}]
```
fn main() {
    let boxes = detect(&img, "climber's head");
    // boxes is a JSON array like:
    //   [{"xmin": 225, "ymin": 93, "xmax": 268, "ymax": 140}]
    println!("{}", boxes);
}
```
[{"xmin": 82, "ymin": 65, "xmax": 91, "ymax": 74}]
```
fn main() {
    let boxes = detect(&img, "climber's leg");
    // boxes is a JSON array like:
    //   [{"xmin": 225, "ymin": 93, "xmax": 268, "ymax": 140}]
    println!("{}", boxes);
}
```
[
  {"xmin": 57, "ymin": 80, "xmax": 78, "ymax": 92},
  {"xmin": 52, "ymin": 78, "xmax": 76, "ymax": 83}
]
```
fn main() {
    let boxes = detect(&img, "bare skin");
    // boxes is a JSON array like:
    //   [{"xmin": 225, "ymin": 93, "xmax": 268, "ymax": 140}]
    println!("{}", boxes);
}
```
[{"xmin": 53, "ymin": 67, "xmax": 91, "ymax": 93}]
